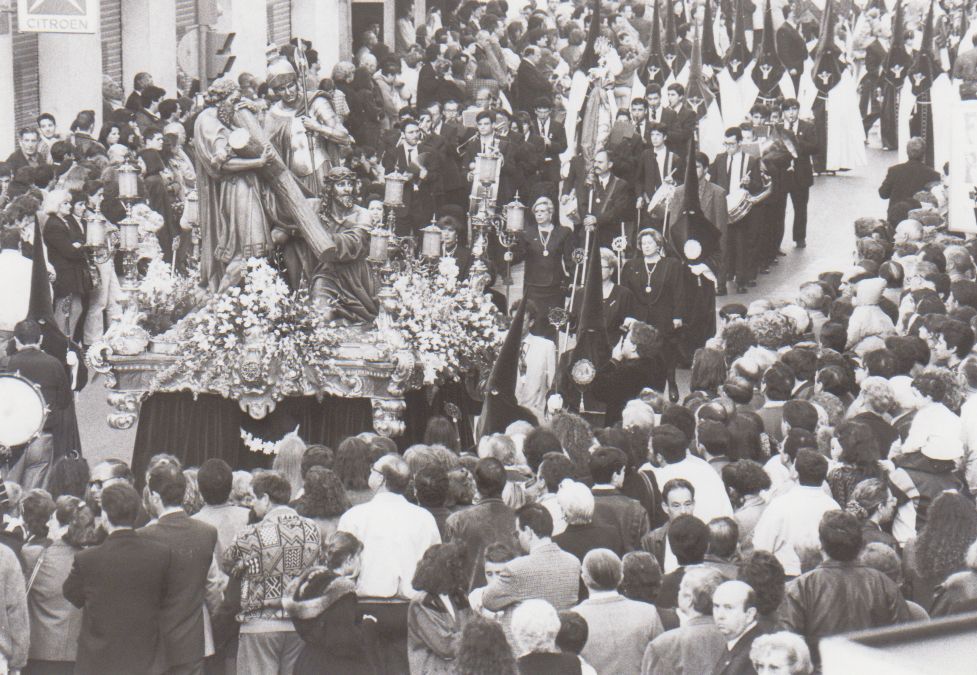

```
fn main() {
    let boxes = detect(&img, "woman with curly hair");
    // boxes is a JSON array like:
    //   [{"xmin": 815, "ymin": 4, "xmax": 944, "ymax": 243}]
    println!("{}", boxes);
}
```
[
  {"xmin": 454, "ymin": 616, "xmax": 517, "ymax": 675},
  {"xmin": 407, "ymin": 542, "xmax": 472, "ymax": 674},
  {"xmin": 720, "ymin": 320, "xmax": 758, "ymax": 362},
  {"xmin": 903, "ymin": 492, "xmax": 977, "ymax": 610},
  {"xmin": 292, "ymin": 467, "xmax": 352, "ymax": 541},
  {"xmin": 737, "ymin": 550, "xmax": 787, "ymax": 631},
  {"xmin": 591, "ymin": 320, "xmax": 667, "ymax": 426},
  {"xmin": 827, "ymin": 421, "xmax": 884, "ymax": 507},
  {"xmin": 283, "ymin": 531, "xmax": 381, "ymax": 674},
  {"xmin": 845, "ymin": 478, "xmax": 899, "ymax": 551}
]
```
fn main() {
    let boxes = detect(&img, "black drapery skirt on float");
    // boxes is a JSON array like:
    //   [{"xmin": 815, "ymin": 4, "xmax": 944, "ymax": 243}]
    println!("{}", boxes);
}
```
[{"xmin": 131, "ymin": 385, "xmax": 478, "ymax": 484}]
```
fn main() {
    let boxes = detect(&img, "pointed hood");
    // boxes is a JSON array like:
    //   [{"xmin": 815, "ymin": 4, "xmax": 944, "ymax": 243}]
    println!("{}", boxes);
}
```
[
  {"xmin": 685, "ymin": 21, "xmax": 715, "ymax": 119},
  {"xmin": 701, "ymin": 0, "xmax": 723, "ymax": 70},
  {"xmin": 670, "ymin": 137, "xmax": 721, "ymax": 264},
  {"xmin": 751, "ymin": 0, "xmax": 786, "ymax": 95},
  {"xmin": 811, "ymin": 0, "xmax": 842, "ymax": 93},
  {"xmin": 907, "ymin": 0, "xmax": 938, "ymax": 96},
  {"xmin": 663, "ymin": 0, "xmax": 683, "ymax": 74},
  {"xmin": 476, "ymin": 299, "xmax": 537, "ymax": 439},
  {"xmin": 724, "ymin": 0, "xmax": 752, "ymax": 79},
  {"xmin": 567, "ymin": 233, "xmax": 611, "ymax": 396},
  {"xmin": 577, "ymin": 0, "xmax": 603, "ymax": 74},
  {"xmin": 27, "ymin": 217, "xmax": 57, "ymax": 327},
  {"xmin": 643, "ymin": 0, "xmax": 671, "ymax": 85},
  {"xmin": 882, "ymin": 0, "xmax": 911, "ymax": 85}
]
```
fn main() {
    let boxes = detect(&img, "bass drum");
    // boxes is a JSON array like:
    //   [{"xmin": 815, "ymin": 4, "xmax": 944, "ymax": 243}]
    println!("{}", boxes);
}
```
[{"xmin": 0, "ymin": 373, "xmax": 47, "ymax": 449}]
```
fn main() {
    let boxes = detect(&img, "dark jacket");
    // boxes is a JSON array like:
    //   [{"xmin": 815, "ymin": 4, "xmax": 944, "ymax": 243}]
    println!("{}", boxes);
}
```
[
  {"xmin": 282, "ymin": 572, "xmax": 381, "ymax": 675},
  {"xmin": 784, "ymin": 119, "xmax": 819, "ymax": 189},
  {"xmin": 892, "ymin": 451, "xmax": 968, "ymax": 531},
  {"xmin": 592, "ymin": 356, "xmax": 667, "ymax": 426},
  {"xmin": 555, "ymin": 522, "xmax": 626, "ymax": 559},
  {"xmin": 591, "ymin": 487, "xmax": 649, "ymax": 553},
  {"xmin": 710, "ymin": 151, "xmax": 763, "ymax": 194},
  {"xmin": 445, "ymin": 497, "xmax": 518, "ymax": 591},
  {"xmin": 635, "ymin": 146, "xmax": 684, "ymax": 201},
  {"xmin": 781, "ymin": 560, "xmax": 910, "ymax": 664},
  {"xmin": 2, "ymin": 346, "xmax": 71, "ymax": 430},
  {"xmin": 878, "ymin": 159, "xmax": 940, "ymax": 223},
  {"xmin": 43, "ymin": 214, "xmax": 90, "ymax": 298},
  {"xmin": 63, "ymin": 529, "xmax": 170, "ymax": 675},
  {"xmin": 712, "ymin": 621, "xmax": 775, "ymax": 675},
  {"xmin": 662, "ymin": 104, "xmax": 697, "ymax": 155},
  {"xmin": 416, "ymin": 62, "xmax": 441, "ymax": 111},
  {"xmin": 512, "ymin": 223, "xmax": 575, "ymax": 290},
  {"xmin": 139, "ymin": 511, "xmax": 218, "ymax": 668},
  {"xmin": 532, "ymin": 118, "xmax": 567, "ymax": 184},
  {"xmin": 518, "ymin": 651, "xmax": 582, "ymax": 675},
  {"xmin": 513, "ymin": 61, "xmax": 554, "ymax": 116},
  {"xmin": 776, "ymin": 23, "xmax": 808, "ymax": 75}
]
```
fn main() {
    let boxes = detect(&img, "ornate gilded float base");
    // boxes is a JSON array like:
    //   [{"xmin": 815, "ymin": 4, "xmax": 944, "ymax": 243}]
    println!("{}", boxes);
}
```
[{"xmin": 87, "ymin": 335, "xmax": 421, "ymax": 437}]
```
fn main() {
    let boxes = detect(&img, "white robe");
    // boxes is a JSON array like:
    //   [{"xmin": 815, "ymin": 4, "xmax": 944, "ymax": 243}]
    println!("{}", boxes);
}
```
[{"xmin": 825, "ymin": 68, "xmax": 867, "ymax": 170}]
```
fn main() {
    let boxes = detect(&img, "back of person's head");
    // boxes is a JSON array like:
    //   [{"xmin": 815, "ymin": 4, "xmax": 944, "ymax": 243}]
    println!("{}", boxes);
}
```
[
  {"xmin": 668, "ymin": 514, "xmax": 710, "ymax": 565},
  {"xmin": 737, "ymin": 550, "xmax": 786, "ymax": 615},
  {"xmin": 782, "ymin": 399, "xmax": 818, "ymax": 432},
  {"xmin": 652, "ymin": 424, "xmax": 689, "ymax": 464},
  {"xmin": 517, "ymin": 502, "xmax": 554, "ymax": 539},
  {"xmin": 707, "ymin": 517, "xmax": 739, "ymax": 560},
  {"xmin": 555, "ymin": 611, "xmax": 589, "ymax": 655},
  {"xmin": 197, "ymin": 458, "xmax": 233, "ymax": 506},
  {"xmin": 522, "ymin": 428, "xmax": 562, "ymax": 473},
  {"xmin": 762, "ymin": 364, "xmax": 794, "ymax": 401},
  {"xmin": 819, "ymin": 321, "xmax": 847, "ymax": 352},
  {"xmin": 794, "ymin": 448, "xmax": 829, "ymax": 486},
  {"xmin": 781, "ymin": 348, "xmax": 817, "ymax": 382},
  {"xmin": 474, "ymin": 457, "xmax": 507, "ymax": 499},
  {"xmin": 374, "ymin": 454, "xmax": 411, "ymax": 494},
  {"xmin": 21, "ymin": 489, "xmax": 55, "ymax": 539},
  {"xmin": 819, "ymin": 510, "xmax": 862, "ymax": 562},
  {"xmin": 620, "ymin": 551, "xmax": 663, "ymax": 603},
  {"xmin": 557, "ymin": 480, "xmax": 594, "ymax": 525},
  {"xmin": 48, "ymin": 455, "xmax": 90, "ymax": 499},
  {"xmin": 582, "ymin": 548, "xmax": 623, "ymax": 591},
  {"xmin": 334, "ymin": 436, "xmax": 373, "ymax": 490},
  {"xmin": 661, "ymin": 405, "xmax": 696, "ymax": 441},
  {"xmin": 723, "ymin": 375, "xmax": 755, "ymax": 404},
  {"xmin": 147, "ymin": 462, "xmax": 187, "ymax": 508},
  {"xmin": 912, "ymin": 370, "xmax": 947, "ymax": 403},
  {"xmin": 424, "ymin": 415, "xmax": 460, "ymax": 451},
  {"xmin": 835, "ymin": 420, "xmax": 881, "ymax": 467},
  {"xmin": 722, "ymin": 460, "xmax": 771, "ymax": 498},
  {"xmin": 781, "ymin": 428, "xmax": 817, "ymax": 464},
  {"xmin": 538, "ymin": 452, "xmax": 575, "ymax": 493},
  {"xmin": 588, "ymin": 446, "xmax": 627, "ymax": 483},
  {"xmin": 324, "ymin": 530, "xmax": 364, "ymax": 571},
  {"xmin": 478, "ymin": 433, "xmax": 516, "ymax": 465},
  {"xmin": 301, "ymin": 445, "xmax": 334, "ymax": 478},
  {"xmin": 696, "ymin": 419, "xmax": 732, "ymax": 458},
  {"xmin": 251, "ymin": 470, "xmax": 293, "ymax": 506},
  {"xmin": 858, "ymin": 542, "xmax": 903, "ymax": 584},
  {"xmin": 511, "ymin": 599, "xmax": 560, "ymax": 655},
  {"xmin": 414, "ymin": 464, "xmax": 449, "ymax": 508},
  {"xmin": 412, "ymin": 541, "xmax": 468, "ymax": 596},
  {"xmin": 100, "ymin": 483, "xmax": 142, "ymax": 528},
  {"xmin": 680, "ymin": 566, "xmax": 725, "ymax": 615}
]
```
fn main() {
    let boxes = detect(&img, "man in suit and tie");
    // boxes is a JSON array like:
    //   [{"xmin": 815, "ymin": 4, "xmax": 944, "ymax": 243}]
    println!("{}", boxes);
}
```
[
  {"xmin": 381, "ymin": 117, "xmax": 441, "ymax": 235},
  {"xmin": 711, "ymin": 127, "xmax": 765, "ymax": 294},
  {"xmin": 782, "ymin": 99, "xmax": 819, "ymax": 248},
  {"xmin": 533, "ymin": 97, "xmax": 567, "ymax": 206},
  {"xmin": 63, "ymin": 483, "xmax": 171, "ymax": 675},
  {"xmin": 513, "ymin": 197, "xmax": 575, "ymax": 321},
  {"xmin": 142, "ymin": 463, "xmax": 222, "ymax": 675},
  {"xmin": 514, "ymin": 46, "xmax": 554, "ymax": 117},
  {"xmin": 711, "ymin": 580, "xmax": 773, "ymax": 675},
  {"xmin": 460, "ymin": 110, "xmax": 519, "ymax": 206},
  {"xmin": 428, "ymin": 100, "xmax": 470, "ymax": 208},
  {"xmin": 562, "ymin": 150, "xmax": 634, "ymax": 249},
  {"xmin": 636, "ymin": 122, "xmax": 684, "ymax": 229},
  {"xmin": 662, "ymin": 83, "xmax": 697, "ymax": 156},
  {"xmin": 879, "ymin": 137, "xmax": 941, "ymax": 224},
  {"xmin": 479, "ymin": 503, "xmax": 581, "ymax": 615},
  {"xmin": 646, "ymin": 85, "xmax": 666, "ymax": 125}
]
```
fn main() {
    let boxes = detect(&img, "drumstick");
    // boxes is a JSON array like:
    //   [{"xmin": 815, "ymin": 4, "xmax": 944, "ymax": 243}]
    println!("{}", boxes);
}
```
[{"xmin": 618, "ymin": 221, "xmax": 624, "ymax": 285}]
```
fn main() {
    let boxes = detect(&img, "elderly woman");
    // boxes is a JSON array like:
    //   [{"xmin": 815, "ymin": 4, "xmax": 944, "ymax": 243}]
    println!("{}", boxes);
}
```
[
  {"xmin": 847, "ymin": 277, "xmax": 896, "ymax": 353},
  {"xmin": 407, "ymin": 542, "xmax": 472, "ymax": 674},
  {"xmin": 511, "ymin": 599, "xmax": 581, "ymax": 673},
  {"xmin": 553, "ymin": 480, "xmax": 623, "ymax": 559},
  {"xmin": 750, "ymin": 632, "xmax": 814, "ymax": 675}
]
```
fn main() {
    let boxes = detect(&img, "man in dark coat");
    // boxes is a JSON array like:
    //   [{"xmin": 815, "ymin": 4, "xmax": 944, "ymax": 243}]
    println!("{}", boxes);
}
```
[
  {"xmin": 712, "ymin": 580, "xmax": 775, "ymax": 674},
  {"xmin": 5, "ymin": 128, "xmax": 41, "ymax": 172},
  {"xmin": 415, "ymin": 45, "xmax": 443, "ymax": 112},
  {"xmin": 662, "ymin": 83, "xmax": 697, "ymax": 156},
  {"xmin": 445, "ymin": 458, "xmax": 518, "ymax": 590},
  {"xmin": 381, "ymin": 118, "xmax": 441, "ymax": 234},
  {"xmin": 531, "ymin": 97, "xmax": 566, "ymax": 206},
  {"xmin": 878, "ymin": 137, "xmax": 941, "ymax": 224},
  {"xmin": 562, "ymin": 150, "xmax": 634, "ymax": 249},
  {"xmin": 141, "ymin": 463, "xmax": 221, "ymax": 675},
  {"xmin": 782, "ymin": 99, "xmax": 819, "ymax": 247},
  {"xmin": 589, "ymin": 447, "xmax": 649, "ymax": 552},
  {"xmin": 776, "ymin": 7, "xmax": 808, "ymax": 93},
  {"xmin": 63, "ymin": 484, "xmax": 171, "ymax": 675},
  {"xmin": 513, "ymin": 47, "xmax": 554, "ymax": 117}
]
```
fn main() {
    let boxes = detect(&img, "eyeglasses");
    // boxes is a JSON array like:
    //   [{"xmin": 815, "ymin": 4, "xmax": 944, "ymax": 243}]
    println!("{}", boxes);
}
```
[{"xmin": 87, "ymin": 480, "xmax": 106, "ymax": 489}]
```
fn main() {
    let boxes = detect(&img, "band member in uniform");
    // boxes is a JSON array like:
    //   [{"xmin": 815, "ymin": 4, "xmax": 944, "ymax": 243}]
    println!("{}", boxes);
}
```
[
  {"xmin": 381, "ymin": 117, "xmax": 441, "ymax": 235},
  {"xmin": 635, "ymin": 122, "xmax": 684, "ymax": 229}
]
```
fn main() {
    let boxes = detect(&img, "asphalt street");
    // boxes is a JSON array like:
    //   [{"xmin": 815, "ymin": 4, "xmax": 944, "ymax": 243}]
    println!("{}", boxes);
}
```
[{"xmin": 74, "ymin": 147, "xmax": 893, "ymax": 466}]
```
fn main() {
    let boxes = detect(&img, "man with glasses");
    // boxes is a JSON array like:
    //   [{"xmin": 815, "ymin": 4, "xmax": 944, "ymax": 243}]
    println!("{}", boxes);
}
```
[{"xmin": 86, "ymin": 459, "xmax": 151, "ymax": 527}]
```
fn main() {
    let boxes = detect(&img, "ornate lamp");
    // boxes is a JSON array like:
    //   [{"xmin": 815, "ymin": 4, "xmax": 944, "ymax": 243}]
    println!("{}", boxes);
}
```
[
  {"xmin": 383, "ymin": 171, "xmax": 408, "ymax": 208},
  {"xmin": 420, "ymin": 223, "xmax": 443, "ymax": 259},
  {"xmin": 116, "ymin": 161, "xmax": 139, "ymax": 200},
  {"xmin": 504, "ymin": 195, "xmax": 526, "ymax": 234},
  {"xmin": 475, "ymin": 151, "xmax": 501, "ymax": 185}
]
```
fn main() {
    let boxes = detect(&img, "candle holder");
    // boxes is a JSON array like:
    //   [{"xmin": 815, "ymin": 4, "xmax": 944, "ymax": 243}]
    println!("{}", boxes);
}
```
[
  {"xmin": 383, "ymin": 171, "xmax": 409, "ymax": 208},
  {"xmin": 420, "ymin": 223, "xmax": 443, "ymax": 259},
  {"xmin": 84, "ymin": 210, "xmax": 114, "ymax": 264},
  {"xmin": 116, "ymin": 160, "xmax": 140, "ymax": 200}
]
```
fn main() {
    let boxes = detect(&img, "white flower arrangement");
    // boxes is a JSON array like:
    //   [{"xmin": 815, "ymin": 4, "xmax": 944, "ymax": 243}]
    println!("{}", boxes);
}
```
[{"xmin": 137, "ymin": 259, "xmax": 201, "ymax": 336}]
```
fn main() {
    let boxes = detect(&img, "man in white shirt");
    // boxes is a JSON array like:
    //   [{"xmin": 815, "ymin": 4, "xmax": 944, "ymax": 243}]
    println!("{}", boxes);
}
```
[
  {"xmin": 752, "ymin": 449, "xmax": 840, "ymax": 577},
  {"xmin": 0, "ymin": 228, "xmax": 33, "ymax": 337},
  {"xmin": 337, "ymin": 454, "xmax": 441, "ymax": 599},
  {"xmin": 644, "ymin": 424, "xmax": 733, "ymax": 525}
]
